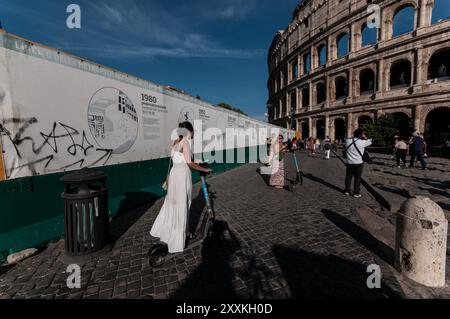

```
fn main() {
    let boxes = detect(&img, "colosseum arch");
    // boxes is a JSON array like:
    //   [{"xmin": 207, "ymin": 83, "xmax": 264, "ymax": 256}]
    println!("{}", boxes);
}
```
[
  {"xmin": 331, "ymin": 117, "xmax": 347, "ymax": 143},
  {"xmin": 389, "ymin": 59, "xmax": 413, "ymax": 89},
  {"xmin": 383, "ymin": 109, "xmax": 414, "ymax": 137},
  {"xmin": 419, "ymin": 105, "xmax": 450, "ymax": 143},
  {"xmin": 357, "ymin": 114, "xmax": 375, "ymax": 128},
  {"xmin": 316, "ymin": 81, "xmax": 327, "ymax": 104},
  {"xmin": 427, "ymin": 47, "xmax": 450, "ymax": 81},
  {"xmin": 316, "ymin": 42, "xmax": 327, "ymax": 68},
  {"xmin": 301, "ymin": 85, "xmax": 310, "ymax": 108},
  {"xmin": 334, "ymin": 75, "xmax": 349, "ymax": 100},
  {"xmin": 359, "ymin": 68, "xmax": 376, "ymax": 95},
  {"xmin": 385, "ymin": 1, "xmax": 418, "ymax": 40},
  {"xmin": 360, "ymin": 22, "xmax": 378, "ymax": 48},
  {"xmin": 431, "ymin": 0, "xmax": 450, "ymax": 25},
  {"xmin": 335, "ymin": 32, "xmax": 350, "ymax": 59},
  {"xmin": 424, "ymin": 107, "xmax": 450, "ymax": 146}
]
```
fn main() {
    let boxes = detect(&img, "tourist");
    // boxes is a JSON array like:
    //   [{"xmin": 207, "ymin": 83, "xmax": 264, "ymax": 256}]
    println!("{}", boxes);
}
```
[
  {"xmin": 323, "ymin": 136, "xmax": 332, "ymax": 160},
  {"xmin": 308, "ymin": 137, "xmax": 316, "ymax": 155},
  {"xmin": 408, "ymin": 131, "xmax": 427, "ymax": 170},
  {"xmin": 395, "ymin": 137, "xmax": 408, "ymax": 168},
  {"xmin": 150, "ymin": 122, "xmax": 212, "ymax": 254},
  {"xmin": 343, "ymin": 129, "xmax": 373, "ymax": 198},
  {"xmin": 269, "ymin": 134, "xmax": 287, "ymax": 189}
]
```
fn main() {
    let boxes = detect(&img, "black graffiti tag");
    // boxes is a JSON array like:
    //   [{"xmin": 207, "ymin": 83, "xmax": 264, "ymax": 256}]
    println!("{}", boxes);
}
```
[{"xmin": 1, "ymin": 118, "xmax": 114, "ymax": 175}]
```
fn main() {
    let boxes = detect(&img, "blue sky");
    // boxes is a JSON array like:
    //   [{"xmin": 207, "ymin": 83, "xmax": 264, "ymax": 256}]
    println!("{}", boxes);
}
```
[{"xmin": 0, "ymin": 0, "xmax": 300, "ymax": 121}]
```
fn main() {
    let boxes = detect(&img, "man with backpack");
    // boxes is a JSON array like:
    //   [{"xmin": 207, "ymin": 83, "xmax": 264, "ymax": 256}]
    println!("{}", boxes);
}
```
[
  {"xmin": 323, "ymin": 136, "xmax": 332, "ymax": 160},
  {"xmin": 343, "ymin": 129, "xmax": 372, "ymax": 198}
]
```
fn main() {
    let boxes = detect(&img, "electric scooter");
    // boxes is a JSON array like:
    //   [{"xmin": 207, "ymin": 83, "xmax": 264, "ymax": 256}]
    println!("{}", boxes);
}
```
[
  {"xmin": 149, "ymin": 162, "xmax": 215, "ymax": 268},
  {"xmin": 288, "ymin": 149, "xmax": 304, "ymax": 192}
]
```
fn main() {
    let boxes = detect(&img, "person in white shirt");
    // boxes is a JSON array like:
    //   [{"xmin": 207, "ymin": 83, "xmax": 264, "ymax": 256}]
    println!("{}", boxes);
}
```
[{"xmin": 344, "ymin": 129, "xmax": 372, "ymax": 198}]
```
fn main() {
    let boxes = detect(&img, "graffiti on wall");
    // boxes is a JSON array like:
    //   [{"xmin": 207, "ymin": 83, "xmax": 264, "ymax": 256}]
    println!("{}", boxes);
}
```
[{"xmin": 0, "ymin": 116, "xmax": 113, "ymax": 178}]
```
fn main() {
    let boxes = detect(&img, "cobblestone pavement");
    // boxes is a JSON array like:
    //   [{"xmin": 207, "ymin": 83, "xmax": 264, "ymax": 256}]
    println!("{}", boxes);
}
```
[
  {"xmin": 364, "ymin": 153, "xmax": 450, "ymax": 216},
  {"xmin": 0, "ymin": 151, "xmax": 448, "ymax": 299}
]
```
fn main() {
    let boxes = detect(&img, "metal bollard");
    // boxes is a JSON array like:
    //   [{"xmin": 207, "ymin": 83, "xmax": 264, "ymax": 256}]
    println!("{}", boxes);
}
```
[{"xmin": 395, "ymin": 196, "xmax": 448, "ymax": 287}]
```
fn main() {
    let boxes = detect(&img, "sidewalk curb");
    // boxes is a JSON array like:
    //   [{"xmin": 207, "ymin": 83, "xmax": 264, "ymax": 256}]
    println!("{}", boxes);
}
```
[{"xmin": 331, "ymin": 149, "xmax": 392, "ymax": 211}]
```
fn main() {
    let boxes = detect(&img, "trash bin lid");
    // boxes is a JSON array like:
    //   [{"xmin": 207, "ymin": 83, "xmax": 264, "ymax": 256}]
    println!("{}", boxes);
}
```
[{"xmin": 60, "ymin": 168, "xmax": 107, "ymax": 183}]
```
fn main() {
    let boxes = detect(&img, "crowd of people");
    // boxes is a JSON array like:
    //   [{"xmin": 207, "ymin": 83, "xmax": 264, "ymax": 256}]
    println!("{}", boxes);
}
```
[{"xmin": 265, "ymin": 128, "xmax": 435, "ymax": 197}]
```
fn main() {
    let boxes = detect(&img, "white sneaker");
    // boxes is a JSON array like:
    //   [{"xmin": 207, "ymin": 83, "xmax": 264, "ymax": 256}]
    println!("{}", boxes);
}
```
[{"xmin": 353, "ymin": 194, "xmax": 362, "ymax": 198}]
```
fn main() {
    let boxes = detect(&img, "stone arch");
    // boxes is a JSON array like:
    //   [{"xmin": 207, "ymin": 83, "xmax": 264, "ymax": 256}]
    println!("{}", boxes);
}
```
[
  {"xmin": 316, "ymin": 81, "xmax": 327, "ymax": 104},
  {"xmin": 385, "ymin": 1, "xmax": 418, "ymax": 40},
  {"xmin": 390, "ymin": 59, "xmax": 413, "ymax": 89},
  {"xmin": 333, "ymin": 117, "xmax": 347, "ymax": 142},
  {"xmin": 390, "ymin": 1, "xmax": 418, "ymax": 38},
  {"xmin": 336, "ymin": 32, "xmax": 350, "ymax": 58},
  {"xmin": 315, "ymin": 118, "xmax": 326, "ymax": 139},
  {"xmin": 316, "ymin": 42, "xmax": 327, "ymax": 67},
  {"xmin": 301, "ymin": 85, "xmax": 310, "ymax": 108},
  {"xmin": 424, "ymin": 106, "xmax": 450, "ymax": 146},
  {"xmin": 359, "ymin": 68, "xmax": 376, "ymax": 95},
  {"xmin": 361, "ymin": 22, "xmax": 378, "ymax": 47},
  {"xmin": 427, "ymin": 47, "xmax": 450, "ymax": 81},
  {"xmin": 335, "ymin": 75, "xmax": 348, "ymax": 100},
  {"xmin": 419, "ymin": 104, "xmax": 450, "ymax": 134},
  {"xmin": 431, "ymin": 0, "xmax": 450, "ymax": 25}
]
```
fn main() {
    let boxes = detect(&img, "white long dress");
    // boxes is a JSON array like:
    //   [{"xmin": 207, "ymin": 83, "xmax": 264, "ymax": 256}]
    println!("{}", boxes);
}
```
[{"xmin": 150, "ymin": 139, "xmax": 193, "ymax": 253}]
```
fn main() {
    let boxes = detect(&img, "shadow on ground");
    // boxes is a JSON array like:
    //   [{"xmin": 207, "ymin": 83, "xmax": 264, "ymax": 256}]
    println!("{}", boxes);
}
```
[
  {"xmin": 169, "ymin": 221, "xmax": 241, "ymax": 299},
  {"xmin": 303, "ymin": 173, "xmax": 343, "ymax": 194},
  {"xmin": 322, "ymin": 209, "xmax": 395, "ymax": 267},
  {"xmin": 272, "ymin": 245, "xmax": 401, "ymax": 299},
  {"xmin": 110, "ymin": 192, "xmax": 160, "ymax": 242}
]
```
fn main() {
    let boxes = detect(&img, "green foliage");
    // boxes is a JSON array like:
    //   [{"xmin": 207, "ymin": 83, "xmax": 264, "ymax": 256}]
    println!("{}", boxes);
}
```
[
  {"xmin": 362, "ymin": 114, "xmax": 408, "ymax": 146},
  {"xmin": 217, "ymin": 102, "xmax": 248, "ymax": 116}
]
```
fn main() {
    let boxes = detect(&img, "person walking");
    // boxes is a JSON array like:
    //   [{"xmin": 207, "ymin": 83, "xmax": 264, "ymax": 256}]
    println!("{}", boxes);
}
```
[
  {"xmin": 395, "ymin": 137, "xmax": 408, "ymax": 168},
  {"xmin": 344, "ymin": 129, "xmax": 372, "ymax": 198},
  {"xmin": 308, "ymin": 137, "xmax": 316, "ymax": 155},
  {"xmin": 408, "ymin": 131, "xmax": 427, "ymax": 170},
  {"xmin": 150, "ymin": 122, "xmax": 212, "ymax": 254},
  {"xmin": 269, "ymin": 134, "xmax": 287, "ymax": 189},
  {"xmin": 323, "ymin": 136, "xmax": 332, "ymax": 160}
]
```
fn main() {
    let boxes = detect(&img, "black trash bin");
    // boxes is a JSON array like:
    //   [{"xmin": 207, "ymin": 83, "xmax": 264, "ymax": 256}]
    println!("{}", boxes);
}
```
[{"xmin": 60, "ymin": 168, "xmax": 110, "ymax": 262}]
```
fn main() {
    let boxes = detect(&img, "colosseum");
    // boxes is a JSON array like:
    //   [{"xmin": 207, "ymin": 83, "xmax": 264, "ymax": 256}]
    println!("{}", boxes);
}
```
[{"xmin": 267, "ymin": 0, "xmax": 450, "ymax": 147}]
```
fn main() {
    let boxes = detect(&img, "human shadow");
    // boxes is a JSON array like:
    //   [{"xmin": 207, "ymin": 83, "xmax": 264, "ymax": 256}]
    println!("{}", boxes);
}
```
[
  {"xmin": 272, "ymin": 245, "xmax": 401, "ymax": 299},
  {"xmin": 110, "ymin": 192, "xmax": 160, "ymax": 243},
  {"xmin": 170, "ymin": 221, "xmax": 241, "ymax": 299},
  {"xmin": 303, "ymin": 173, "xmax": 343, "ymax": 194},
  {"xmin": 322, "ymin": 209, "xmax": 395, "ymax": 267}
]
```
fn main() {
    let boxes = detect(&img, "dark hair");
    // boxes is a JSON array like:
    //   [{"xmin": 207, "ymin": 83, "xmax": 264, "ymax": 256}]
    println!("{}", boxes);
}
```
[
  {"xmin": 178, "ymin": 121, "xmax": 194, "ymax": 141},
  {"xmin": 353, "ymin": 128, "xmax": 363, "ymax": 138}
]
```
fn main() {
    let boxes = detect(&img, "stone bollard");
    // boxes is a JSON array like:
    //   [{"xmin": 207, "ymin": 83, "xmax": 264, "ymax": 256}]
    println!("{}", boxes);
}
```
[{"xmin": 395, "ymin": 196, "xmax": 448, "ymax": 287}]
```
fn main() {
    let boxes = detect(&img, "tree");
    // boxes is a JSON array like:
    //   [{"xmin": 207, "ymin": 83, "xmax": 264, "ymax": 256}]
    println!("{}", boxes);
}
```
[
  {"xmin": 362, "ymin": 114, "xmax": 409, "ymax": 146},
  {"xmin": 216, "ymin": 102, "xmax": 248, "ymax": 116}
]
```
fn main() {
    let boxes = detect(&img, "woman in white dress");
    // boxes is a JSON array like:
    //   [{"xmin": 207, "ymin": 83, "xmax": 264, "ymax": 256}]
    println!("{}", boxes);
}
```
[{"xmin": 150, "ymin": 122, "xmax": 211, "ymax": 254}]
